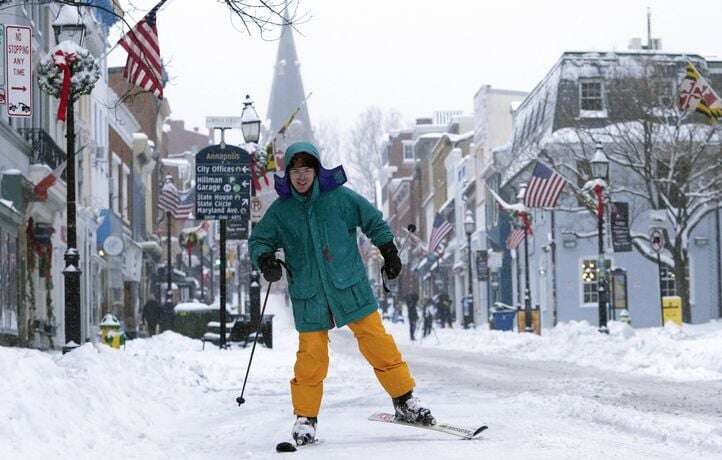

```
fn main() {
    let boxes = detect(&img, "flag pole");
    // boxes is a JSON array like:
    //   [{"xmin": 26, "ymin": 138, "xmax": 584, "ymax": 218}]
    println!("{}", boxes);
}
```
[{"xmin": 166, "ymin": 210, "xmax": 172, "ymax": 309}]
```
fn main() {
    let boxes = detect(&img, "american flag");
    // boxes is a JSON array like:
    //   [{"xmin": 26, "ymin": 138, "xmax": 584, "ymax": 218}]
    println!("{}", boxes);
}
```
[
  {"xmin": 506, "ymin": 228, "xmax": 527, "ymax": 250},
  {"xmin": 158, "ymin": 180, "xmax": 179, "ymax": 214},
  {"xmin": 428, "ymin": 213, "xmax": 453, "ymax": 254},
  {"xmin": 118, "ymin": 0, "xmax": 167, "ymax": 99},
  {"xmin": 175, "ymin": 188, "xmax": 195, "ymax": 220},
  {"xmin": 524, "ymin": 161, "xmax": 566, "ymax": 208}
]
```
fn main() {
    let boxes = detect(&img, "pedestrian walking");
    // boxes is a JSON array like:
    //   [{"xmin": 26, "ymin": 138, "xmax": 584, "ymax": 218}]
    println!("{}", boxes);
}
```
[
  {"xmin": 142, "ymin": 298, "xmax": 160, "ymax": 336},
  {"xmin": 405, "ymin": 292, "xmax": 419, "ymax": 341},
  {"xmin": 421, "ymin": 297, "xmax": 434, "ymax": 338},
  {"xmin": 437, "ymin": 293, "xmax": 453, "ymax": 328},
  {"xmin": 249, "ymin": 142, "xmax": 435, "ymax": 446}
]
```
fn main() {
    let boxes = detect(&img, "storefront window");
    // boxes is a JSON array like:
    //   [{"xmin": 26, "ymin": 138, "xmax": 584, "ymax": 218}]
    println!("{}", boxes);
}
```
[
  {"xmin": 0, "ymin": 230, "xmax": 18, "ymax": 334},
  {"xmin": 582, "ymin": 259, "xmax": 598, "ymax": 304}
]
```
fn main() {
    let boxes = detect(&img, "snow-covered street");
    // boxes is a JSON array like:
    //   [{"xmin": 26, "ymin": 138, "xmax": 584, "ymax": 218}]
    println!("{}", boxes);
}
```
[{"xmin": 3, "ymin": 295, "xmax": 721, "ymax": 459}]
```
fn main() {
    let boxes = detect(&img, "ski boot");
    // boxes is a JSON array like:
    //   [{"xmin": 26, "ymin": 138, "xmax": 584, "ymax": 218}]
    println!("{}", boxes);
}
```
[
  {"xmin": 292, "ymin": 416, "xmax": 317, "ymax": 446},
  {"xmin": 392, "ymin": 391, "xmax": 436, "ymax": 425}
]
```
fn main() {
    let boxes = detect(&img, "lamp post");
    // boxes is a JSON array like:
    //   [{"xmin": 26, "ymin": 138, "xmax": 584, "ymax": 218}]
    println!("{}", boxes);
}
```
[
  {"xmin": 590, "ymin": 142, "xmax": 610, "ymax": 334},
  {"xmin": 464, "ymin": 209, "xmax": 475, "ymax": 328},
  {"xmin": 517, "ymin": 183, "xmax": 533, "ymax": 333},
  {"xmin": 241, "ymin": 95, "xmax": 262, "ymax": 326},
  {"xmin": 52, "ymin": 6, "xmax": 87, "ymax": 352}
]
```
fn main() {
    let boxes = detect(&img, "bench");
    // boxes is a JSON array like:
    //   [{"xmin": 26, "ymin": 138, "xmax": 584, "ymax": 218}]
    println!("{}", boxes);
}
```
[{"xmin": 200, "ymin": 314, "xmax": 275, "ymax": 350}]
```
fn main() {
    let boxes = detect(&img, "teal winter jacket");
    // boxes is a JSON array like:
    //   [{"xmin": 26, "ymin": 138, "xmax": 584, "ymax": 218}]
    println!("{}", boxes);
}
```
[{"xmin": 248, "ymin": 142, "xmax": 394, "ymax": 332}]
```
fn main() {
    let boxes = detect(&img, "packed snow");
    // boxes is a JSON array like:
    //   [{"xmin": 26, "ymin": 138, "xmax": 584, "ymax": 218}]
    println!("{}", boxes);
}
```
[{"xmin": 2, "ymin": 294, "xmax": 721, "ymax": 459}]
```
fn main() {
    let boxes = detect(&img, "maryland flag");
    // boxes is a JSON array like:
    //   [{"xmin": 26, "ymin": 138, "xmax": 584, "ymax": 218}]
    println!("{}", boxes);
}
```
[{"xmin": 678, "ymin": 62, "xmax": 722, "ymax": 122}]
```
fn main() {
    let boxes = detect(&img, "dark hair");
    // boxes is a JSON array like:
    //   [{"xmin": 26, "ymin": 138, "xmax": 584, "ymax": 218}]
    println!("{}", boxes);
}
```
[{"xmin": 289, "ymin": 152, "xmax": 319, "ymax": 172}]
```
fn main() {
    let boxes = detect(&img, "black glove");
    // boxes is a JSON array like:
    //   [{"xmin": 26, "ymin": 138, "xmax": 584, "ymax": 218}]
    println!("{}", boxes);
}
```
[
  {"xmin": 379, "ymin": 241, "xmax": 402, "ymax": 280},
  {"xmin": 258, "ymin": 252, "xmax": 282, "ymax": 282}
]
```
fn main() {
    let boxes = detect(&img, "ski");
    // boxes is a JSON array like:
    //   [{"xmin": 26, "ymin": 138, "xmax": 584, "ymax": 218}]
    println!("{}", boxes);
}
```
[{"xmin": 368, "ymin": 412, "xmax": 488, "ymax": 440}]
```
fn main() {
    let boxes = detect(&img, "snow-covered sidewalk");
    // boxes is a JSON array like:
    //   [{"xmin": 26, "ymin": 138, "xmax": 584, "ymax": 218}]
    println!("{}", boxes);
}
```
[{"xmin": 386, "ymin": 318, "xmax": 722, "ymax": 382}]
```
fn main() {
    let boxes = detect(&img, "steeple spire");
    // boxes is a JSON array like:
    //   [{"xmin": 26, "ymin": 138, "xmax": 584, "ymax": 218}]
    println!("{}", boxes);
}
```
[{"xmin": 265, "ymin": 7, "xmax": 314, "ymax": 145}]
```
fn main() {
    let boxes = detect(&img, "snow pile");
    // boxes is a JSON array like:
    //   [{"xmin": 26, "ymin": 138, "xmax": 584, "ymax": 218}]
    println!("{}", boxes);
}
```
[
  {"xmin": 388, "ymin": 319, "xmax": 722, "ymax": 381},
  {"xmin": 1, "ymin": 294, "xmax": 296, "ymax": 459}
]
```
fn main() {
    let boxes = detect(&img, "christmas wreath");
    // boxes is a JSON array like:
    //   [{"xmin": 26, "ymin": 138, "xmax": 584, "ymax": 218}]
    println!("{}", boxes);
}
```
[{"xmin": 38, "ymin": 41, "xmax": 100, "ymax": 121}]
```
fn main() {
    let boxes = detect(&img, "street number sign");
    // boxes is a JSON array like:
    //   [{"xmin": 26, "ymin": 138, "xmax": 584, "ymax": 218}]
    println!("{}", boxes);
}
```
[{"xmin": 5, "ymin": 25, "xmax": 31, "ymax": 117}]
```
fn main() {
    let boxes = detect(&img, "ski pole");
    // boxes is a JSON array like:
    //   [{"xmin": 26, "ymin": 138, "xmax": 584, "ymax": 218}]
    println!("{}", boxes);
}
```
[{"xmin": 236, "ymin": 279, "xmax": 273, "ymax": 406}]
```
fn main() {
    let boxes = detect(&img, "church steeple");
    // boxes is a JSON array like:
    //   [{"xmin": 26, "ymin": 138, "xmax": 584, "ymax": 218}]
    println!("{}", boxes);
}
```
[{"xmin": 265, "ymin": 9, "xmax": 314, "ymax": 145}]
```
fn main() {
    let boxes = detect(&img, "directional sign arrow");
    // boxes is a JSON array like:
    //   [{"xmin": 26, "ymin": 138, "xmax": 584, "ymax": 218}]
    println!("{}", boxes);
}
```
[
  {"xmin": 11, "ymin": 86, "xmax": 26, "ymax": 91},
  {"xmin": 241, "ymin": 165, "xmax": 250, "ymax": 173},
  {"xmin": 242, "ymin": 180, "xmax": 250, "ymax": 188},
  {"xmin": 241, "ymin": 199, "xmax": 249, "ymax": 206}
]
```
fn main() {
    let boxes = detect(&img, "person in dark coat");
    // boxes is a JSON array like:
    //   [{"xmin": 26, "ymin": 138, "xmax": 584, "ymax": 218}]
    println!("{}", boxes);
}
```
[
  {"xmin": 142, "ymin": 298, "xmax": 160, "ymax": 336},
  {"xmin": 437, "ymin": 293, "xmax": 453, "ymax": 328},
  {"xmin": 421, "ymin": 297, "xmax": 434, "ymax": 337},
  {"xmin": 405, "ymin": 292, "xmax": 419, "ymax": 341}
]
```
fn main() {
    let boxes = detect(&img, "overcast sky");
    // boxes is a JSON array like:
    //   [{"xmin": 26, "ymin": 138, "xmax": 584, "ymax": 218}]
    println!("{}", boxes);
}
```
[{"xmin": 109, "ymin": 0, "xmax": 722, "ymax": 138}]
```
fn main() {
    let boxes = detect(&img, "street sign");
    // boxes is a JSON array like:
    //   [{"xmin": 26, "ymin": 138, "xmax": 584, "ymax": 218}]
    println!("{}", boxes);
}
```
[
  {"xmin": 650, "ymin": 228, "xmax": 665, "ymax": 253},
  {"xmin": 250, "ymin": 196, "xmax": 262, "ymax": 222},
  {"xmin": 5, "ymin": 25, "xmax": 31, "ymax": 117},
  {"xmin": 226, "ymin": 220, "xmax": 249, "ymax": 240},
  {"xmin": 476, "ymin": 250, "xmax": 489, "ymax": 281},
  {"xmin": 205, "ymin": 116, "xmax": 242, "ymax": 129},
  {"xmin": 195, "ymin": 144, "xmax": 252, "ymax": 221},
  {"xmin": 611, "ymin": 202, "xmax": 633, "ymax": 252}
]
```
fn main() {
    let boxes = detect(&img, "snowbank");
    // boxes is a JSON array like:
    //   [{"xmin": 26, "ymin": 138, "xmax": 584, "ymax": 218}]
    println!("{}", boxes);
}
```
[{"xmin": 388, "ymin": 318, "xmax": 722, "ymax": 382}]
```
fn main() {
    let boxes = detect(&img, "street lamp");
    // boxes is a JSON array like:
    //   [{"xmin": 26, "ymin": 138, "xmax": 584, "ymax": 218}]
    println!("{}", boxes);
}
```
[
  {"xmin": 591, "ymin": 142, "xmax": 610, "ymax": 181},
  {"xmin": 517, "ymin": 183, "xmax": 533, "ymax": 333},
  {"xmin": 240, "ymin": 95, "xmax": 262, "ymax": 325},
  {"xmin": 53, "ymin": 5, "xmax": 86, "ymax": 45},
  {"xmin": 591, "ymin": 142, "xmax": 610, "ymax": 334},
  {"xmin": 463, "ymin": 209, "xmax": 475, "ymax": 328},
  {"xmin": 241, "ymin": 95, "xmax": 261, "ymax": 144},
  {"xmin": 52, "ymin": 5, "xmax": 88, "ymax": 353}
]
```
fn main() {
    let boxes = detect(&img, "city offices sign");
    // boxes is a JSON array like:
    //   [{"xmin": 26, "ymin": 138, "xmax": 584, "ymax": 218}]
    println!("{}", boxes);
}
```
[{"xmin": 195, "ymin": 145, "xmax": 251, "ymax": 221}]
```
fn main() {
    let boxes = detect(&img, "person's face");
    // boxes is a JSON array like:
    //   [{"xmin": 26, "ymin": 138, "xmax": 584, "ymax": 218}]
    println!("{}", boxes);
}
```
[{"xmin": 289, "ymin": 166, "xmax": 316, "ymax": 194}]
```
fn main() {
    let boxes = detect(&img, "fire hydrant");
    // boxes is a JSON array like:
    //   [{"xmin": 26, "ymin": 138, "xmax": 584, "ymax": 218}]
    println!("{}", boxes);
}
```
[{"xmin": 99, "ymin": 314, "xmax": 126, "ymax": 349}]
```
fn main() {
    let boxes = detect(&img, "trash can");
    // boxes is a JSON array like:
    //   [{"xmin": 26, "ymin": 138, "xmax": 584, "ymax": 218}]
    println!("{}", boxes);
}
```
[{"xmin": 491, "ymin": 309, "xmax": 516, "ymax": 331}]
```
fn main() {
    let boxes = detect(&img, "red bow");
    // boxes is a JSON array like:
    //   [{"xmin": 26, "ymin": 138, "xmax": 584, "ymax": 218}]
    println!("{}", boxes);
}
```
[
  {"xmin": 52, "ymin": 50, "xmax": 76, "ymax": 122},
  {"xmin": 250, "ymin": 155, "xmax": 270, "ymax": 191},
  {"xmin": 519, "ymin": 212, "xmax": 533, "ymax": 235},
  {"xmin": 593, "ymin": 184, "xmax": 604, "ymax": 218}
]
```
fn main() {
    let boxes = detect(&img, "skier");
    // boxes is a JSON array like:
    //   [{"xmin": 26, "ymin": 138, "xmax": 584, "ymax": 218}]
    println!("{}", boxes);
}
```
[
  {"xmin": 404, "ymin": 292, "xmax": 419, "ymax": 341},
  {"xmin": 249, "ymin": 141, "xmax": 435, "ymax": 446}
]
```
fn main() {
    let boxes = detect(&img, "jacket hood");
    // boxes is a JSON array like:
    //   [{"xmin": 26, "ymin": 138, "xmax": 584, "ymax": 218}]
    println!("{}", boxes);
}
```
[{"xmin": 274, "ymin": 141, "xmax": 348, "ymax": 199}]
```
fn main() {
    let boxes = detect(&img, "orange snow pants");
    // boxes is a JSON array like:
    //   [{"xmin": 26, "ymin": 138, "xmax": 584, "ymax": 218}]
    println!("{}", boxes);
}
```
[{"xmin": 291, "ymin": 310, "xmax": 415, "ymax": 418}]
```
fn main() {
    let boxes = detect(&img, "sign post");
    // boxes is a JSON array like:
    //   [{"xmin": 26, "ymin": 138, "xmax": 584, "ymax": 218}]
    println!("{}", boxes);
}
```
[
  {"xmin": 0, "ymin": 24, "xmax": 5, "ymax": 104},
  {"xmin": 650, "ymin": 227, "xmax": 666, "ymax": 326},
  {"xmin": 5, "ymin": 25, "xmax": 31, "ymax": 117},
  {"xmin": 195, "ymin": 144, "xmax": 252, "ymax": 348}
]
